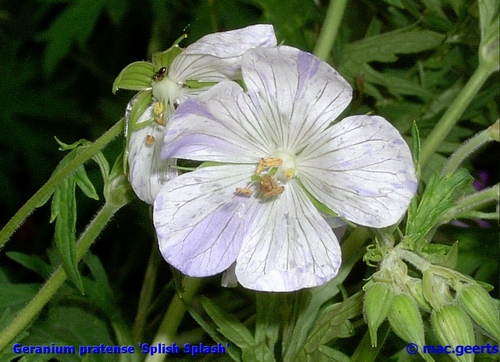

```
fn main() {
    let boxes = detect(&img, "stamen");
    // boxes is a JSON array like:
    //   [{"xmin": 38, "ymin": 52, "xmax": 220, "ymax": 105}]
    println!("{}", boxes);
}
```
[
  {"xmin": 256, "ymin": 157, "xmax": 283, "ymax": 175},
  {"xmin": 153, "ymin": 102, "xmax": 164, "ymax": 116},
  {"xmin": 259, "ymin": 175, "xmax": 284, "ymax": 197},
  {"xmin": 235, "ymin": 187, "xmax": 253, "ymax": 195},
  {"xmin": 145, "ymin": 135, "xmax": 155, "ymax": 145},
  {"xmin": 285, "ymin": 167, "xmax": 294, "ymax": 179}
]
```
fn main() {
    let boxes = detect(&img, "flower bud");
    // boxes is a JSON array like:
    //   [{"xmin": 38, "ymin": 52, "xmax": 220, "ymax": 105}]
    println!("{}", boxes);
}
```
[
  {"xmin": 422, "ymin": 268, "xmax": 453, "ymax": 310},
  {"xmin": 457, "ymin": 284, "xmax": 500, "ymax": 342},
  {"xmin": 364, "ymin": 282, "xmax": 394, "ymax": 347},
  {"xmin": 388, "ymin": 293, "xmax": 428, "ymax": 361},
  {"xmin": 431, "ymin": 304, "xmax": 475, "ymax": 362}
]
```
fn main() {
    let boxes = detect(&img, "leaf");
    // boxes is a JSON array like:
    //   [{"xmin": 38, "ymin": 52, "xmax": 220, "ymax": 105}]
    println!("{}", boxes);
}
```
[
  {"xmin": 51, "ymin": 176, "xmax": 84, "ymax": 293},
  {"xmin": 342, "ymin": 30, "xmax": 445, "ymax": 64},
  {"xmin": 304, "ymin": 292, "xmax": 363, "ymax": 352},
  {"xmin": 112, "ymin": 62, "xmax": 155, "ymax": 94},
  {"xmin": 307, "ymin": 345, "xmax": 350, "ymax": 362},
  {"xmin": 39, "ymin": 0, "xmax": 107, "ymax": 75},
  {"xmin": 151, "ymin": 34, "xmax": 186, "ymax": 70},
  {"xmin": 74, "ymin": 165, "xmax": 99, "ymax": 201},
  {"xmin": 405, "ymin": 169, "xmax": 473, "ymax": 248},
  {"xmin": 200, "ymin": 296, "xmax": 256, "ymax": 349},
  {"xmin": 246, "ymin": 0, "xmax": 321, "ymax": 49},
  {"xmin": 5, "ymin": 252, "xmax": 52, "ymax": 279}
]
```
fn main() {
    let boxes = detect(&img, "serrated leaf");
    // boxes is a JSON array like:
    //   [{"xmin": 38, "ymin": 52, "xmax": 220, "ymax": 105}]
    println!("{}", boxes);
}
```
[
  {"xmin": 342, "ymin": 30, "xmax": 445, "ymax": 64},
  {"xmin": 112, "ymin": 61, "xmax": 155, "ymax": 94},
  {"xmin": 406, "ymin": 169, "xmax": 473, "ymax": 246},
  {"xmin": 304, "ymin": 292, "xmax": 363, "ymax": 352},
  {"xmin": 200, "ymin": 296, "xmax": 256, "ymax": 349}
]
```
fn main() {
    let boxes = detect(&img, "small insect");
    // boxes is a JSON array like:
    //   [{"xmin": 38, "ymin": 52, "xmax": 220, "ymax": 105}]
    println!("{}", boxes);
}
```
[
  {"xmin": 235, "ymin": 187, "xmax": 253, "ymax": 195},
  {"xmin": 145, "ymin": 135, "xmax": 156, "ymax": 145},
  {"xmin": 259, "ymin": 175, "xmax": 284, "ymax": 197},
  {"xmin": 152, "ymin": 67, "xmax": 167, "ymax": 82}
]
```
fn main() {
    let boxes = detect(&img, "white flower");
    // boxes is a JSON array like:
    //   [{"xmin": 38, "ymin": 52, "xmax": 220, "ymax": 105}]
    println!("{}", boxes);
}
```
[
  {"xmin": 153, "ymin": 46, "xmax": 417, "ymax": 291},
  {"xmin": 126, "ymin": 25, "xmax": 277, "ymax": 204}
]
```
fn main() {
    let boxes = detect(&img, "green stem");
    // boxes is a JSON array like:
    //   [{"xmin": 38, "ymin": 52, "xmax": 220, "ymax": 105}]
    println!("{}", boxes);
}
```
[
  {"xmin": 132, "ymin": 236, "xmax": 162, "ymax": 342},
  {"xmin": 0, "ymin": 202, "xmax": 123, "ymax": 352},
  {"xmin": 419, "ymin": 62, "xmax": 494, "ymax": 167},
  {"xmin": 313, "ymin": 0, "xmax": 349, "ymax": 61},
  {"xmin": 441, "ymin": 183, "xmax": 499, "ymax": 223},
  {"xmin": 0, "ymin": 119, "xmax": 124, "ymax": 250},
  {"xmin": 144, "ymin": 276, "xmax": 202, "ymax": 362},
  {"xmin": 441, "ymin": 120, "xmax": 499, "ymax": 176}
]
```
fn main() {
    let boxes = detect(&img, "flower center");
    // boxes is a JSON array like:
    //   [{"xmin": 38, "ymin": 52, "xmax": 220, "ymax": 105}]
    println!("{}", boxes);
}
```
[
  {"xmin": 235, "ymin": 153, "xmax": 296, "ymax": 198},
  {"xmin": 152, "ymin": 76, "xmax": 181, "ymax": 105},
  {"xmin": 273, "ymin": 152, "xmax": 296, "ymax": 181}
]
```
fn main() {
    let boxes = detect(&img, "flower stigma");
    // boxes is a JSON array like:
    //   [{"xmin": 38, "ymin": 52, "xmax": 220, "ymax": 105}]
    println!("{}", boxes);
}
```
[{"xmin": 152, "ymin": 76, "xmax": 181, "ymax": 106}]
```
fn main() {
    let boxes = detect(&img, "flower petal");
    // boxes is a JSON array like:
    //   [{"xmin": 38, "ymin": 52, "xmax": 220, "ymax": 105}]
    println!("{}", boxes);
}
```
[
  {"xmin": 298, "ymin": 115, "xmax": 417, "ymax": 227},
  {"xmin": 128, "ymin": 106, "xmax": 177, "ymax": 204},
  {"xmin": 162, "ymin": 81, "xmax": 271, "ymax": 162},
  {"xmin": 170, "ymin": 24, "xmax": 277, "ymax": 82},
  {"xmin": 154, "ymin": 164, "xmax": 262, "ymax": 276},
  {"xmin": 242, "ymin": 46, "xmax": 352, "ymax": 152},
  {"xmin": 235, "ymin": 183, "xmax": 342, "ymax": 291}
]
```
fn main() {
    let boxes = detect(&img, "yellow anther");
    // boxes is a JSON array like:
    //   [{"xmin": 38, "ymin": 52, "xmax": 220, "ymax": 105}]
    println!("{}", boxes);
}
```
[
  {"xmin": 154, "ymin": 115, "xmax": 166, "ymax": 126},
  {"xmin": 259, "ymin": 175, "xmax": 284, "ymax": 197},
  {"xmin": 153, "ymin": 101, "xmax": 164, "ymax": 116},
  {"xmin": 145, "ymin": 135, "xmax": 155, "ymax": 145},
  {"xmin": 285, "ymin": 167, "xmax": 294, "ymax": 179},
  {"xmin": 235, "ymin": 187, "xmax": 253, "ymax": 195}
]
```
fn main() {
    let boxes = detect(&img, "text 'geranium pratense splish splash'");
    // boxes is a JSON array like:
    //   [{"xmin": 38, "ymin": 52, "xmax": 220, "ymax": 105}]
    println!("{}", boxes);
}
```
[
  {"xmin": 154, "ymin": 46, "xmax": 418, "ymax": 292},
  {"xmin": 113, "ymin": 25, "xmax": 277, "ymax": 204}
]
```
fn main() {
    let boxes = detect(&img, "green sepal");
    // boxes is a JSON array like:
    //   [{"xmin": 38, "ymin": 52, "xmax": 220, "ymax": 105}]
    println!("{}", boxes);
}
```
[
  {"xmin": 457, "ymin": 284, "xmax": 500, "ymax": 342},
  {"xmin": 184, "ymin": 80, "xmax": 218, "ymax": 89},
  {"xmin": 152, "ymin": 34, "xmax": 186, "ymax": 70},
  {"xmin": 431, "ymin": 305, "xmax": 475, "ymax": 362},
  {"xmin": 420, "ymin": 242, "xmax": 458, "ymax": 268},
  {"xmin": 112, "ymin": 61, "xmax": 155, "ymax": 94},
  {"xmin": 363, "ymin": 282, "xmax": 394, "ymax": 347}
]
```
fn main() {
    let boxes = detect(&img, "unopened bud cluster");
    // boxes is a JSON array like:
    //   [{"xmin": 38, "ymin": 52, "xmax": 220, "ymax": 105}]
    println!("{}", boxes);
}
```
[{"xmin": 363, "ymin": 245, "xmax": 499, "ymax": 362}]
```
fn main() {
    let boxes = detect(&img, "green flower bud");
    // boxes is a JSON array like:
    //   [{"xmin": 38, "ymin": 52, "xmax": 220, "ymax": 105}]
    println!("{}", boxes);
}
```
[
  {"xmin": 388, "ymin": 293, "xmax": 430, "ymax": 361},
  {"xmin": 457, "ymin": 284, "xmax": 500, "ymax": 342},
  {"xmin": 364, "ymin": 282, "xmax": 394, "ymax": 347},
  {"xmin": 405, "ymin": 277, "xmax": 432, "ymax": 313},
  {"xmin": 104, "ymin": 153, "xmax": 135, "ymax": 208},
  {"xmin": 431, "ymin": 304, "xmax": 475, "ymax": 362},
  {"xmin": 422, "ymin": 268, "xmax": 454, "ymax": 310}
]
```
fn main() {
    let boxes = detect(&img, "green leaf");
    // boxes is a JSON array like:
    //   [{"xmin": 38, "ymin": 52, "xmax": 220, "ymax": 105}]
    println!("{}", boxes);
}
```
[
  {"xmin": 51, "ymin": 176, "xmax": 84, "ymax": 293},
  {"xmin": 406, "ymin": 169, "xmax": 473, "ymax": 248},
  {"xmin": 342, "ymin": 30, "xmax": 445, "ymax": 64},
  {"xmin": 246, "ymin": 0, "xmax": 321, "ymax": 49},
  {"xmin": 112, "ymin": 62, "xmax": 155, "ymax": 94},
  {"xmin": 74, "ymin": 165, "xmax": 99, "ymax": 201},
  {"xmin": 5, "ymin": 252, "xmax": 52, "ymax": 279},
  {"xmin": 39, "ymin": 0, "xmax": 106, "ymax": 75},
  {"xmin": 151, "ymin": 34, "xmax": 186, "ymax": 71},
  {"xmin": 304, "ymin": 292, "xmax": 363, "ymax": 352},
  {"xmin": 200, "ymin": 296, "xmax": 256, "ymax": 349},
  {"xmin": 307, "ymin": 345, "xmax": 350, "ymax": 362}
]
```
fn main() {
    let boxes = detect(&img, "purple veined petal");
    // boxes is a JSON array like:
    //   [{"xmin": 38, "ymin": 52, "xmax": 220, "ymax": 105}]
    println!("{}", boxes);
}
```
[
  {"xmin": 235, "ymin": 182, "xmax": 342, "ymax": 292},
  {"xmin": 162, "ymin": 81, "xmax": 272, "ymax": 162},
  {"xmin": 154, "ymin": 164, "xmax": 263, "ymax": 277},
  {"xmin": 298, "ymin": 115, "xmax": 418, "ymax": 228},
  {"xmin": 170, "ymin": 24, "xmax": 277, "ymax": 82},
  {"xmin": 241, "ymin": 46, "xmax": 352, "ymax": 153},
  {"xmin": 128, "ymin": 106, "xmax": 178, "ymax": 204}
]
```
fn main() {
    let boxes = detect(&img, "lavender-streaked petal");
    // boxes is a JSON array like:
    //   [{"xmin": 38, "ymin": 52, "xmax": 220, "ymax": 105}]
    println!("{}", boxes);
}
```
[
  {"xmin": 154, "ymin": 164, "xmax": 261, "ymax": 276},
  {"xmin": 235, "ymin": 182, "xmax": 342, "ymax": 291},
  {"xmin": 298, "ymin": 115, "xmax": 417, "ymax": 227},
  {"xmin": 241, "ymin": 46, "xmax": 352, "ymax": 152},
  {"xmin": 171, "ymin": 24, "xmax": 277, "ymax": 82}
]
